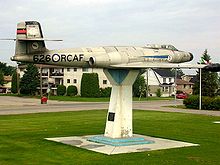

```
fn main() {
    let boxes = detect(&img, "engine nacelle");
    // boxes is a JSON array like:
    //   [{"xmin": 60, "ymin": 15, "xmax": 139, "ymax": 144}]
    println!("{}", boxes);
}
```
[
  {"xmin": 88, "ymin": 54, "xmax": 110, "ymax": 67},
  {"xmin": 168, "ymin": 52, "xmax": 193, "ymax": 63},
  {"xmin": 88, "ymin": 52, "xmax": 129, "ymax": 67}
]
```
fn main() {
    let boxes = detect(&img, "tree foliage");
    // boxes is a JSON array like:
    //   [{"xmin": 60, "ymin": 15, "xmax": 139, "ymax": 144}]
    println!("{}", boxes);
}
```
[
  {"xmin": 81, "ymin": 73, "xmax": 100, "ymax": 97},
  {"xmin": 100, "ymin": 87, "xmax": 112, "ymax": 97},
  {"xmin": 171, "ymin": 68, "xmax": 184, "ymax": 78},
  {"xmin": 133, "ymin": 75, "xmax": 146, "ymax": 97},
  {"xmin": 0, "ymin": 62, "xmax": 15, "ymax": 76},
  {"xmin": 0, "ymin": 70, "xmax": 4, "ymax": 86},
  {"xmin": 11, "ymin": 70, "xmax": 18, "ymax": 93},
  {"xmin": 156, "ymin": 88, "xmax": 162, "ymax": 97},
  {"xmin": 57, "ymin": 85, "xmax": 66, "ymax": 96},
  {"xmin": 193, "ymin": 50, "xmax": 218, "ymax": 97},
  {"xmin": 67, "ymin": 85, "xmax": 77, "ymax": 96},
  {"xmin": 19, "ymin": 64, "xmax": 40, "ymax": 95}
]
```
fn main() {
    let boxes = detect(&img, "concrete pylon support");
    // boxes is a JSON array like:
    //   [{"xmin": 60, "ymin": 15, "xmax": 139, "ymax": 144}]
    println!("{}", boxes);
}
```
[{"xmin": 103, "ymin": 69, "xmax": 140, "ymax": 138}]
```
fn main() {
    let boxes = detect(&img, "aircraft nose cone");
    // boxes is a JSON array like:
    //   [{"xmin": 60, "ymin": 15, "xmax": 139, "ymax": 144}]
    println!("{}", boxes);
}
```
[{"xmin": 189, "ymin": 52, "xmax": 193, "ymax": 61}]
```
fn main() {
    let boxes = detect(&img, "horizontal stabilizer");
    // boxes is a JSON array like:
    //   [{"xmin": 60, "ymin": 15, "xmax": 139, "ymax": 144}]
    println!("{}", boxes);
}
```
[
  {"xmin": 0, "ymin": 38, "xmax": 16, "ymax": 41},
  {"xmin": 17, "ymin": 38, "xmax": 63, "ymax": 41},
  {"xmin": 1, "ymin": 38, "xmax": 63, "ymax": 41}
]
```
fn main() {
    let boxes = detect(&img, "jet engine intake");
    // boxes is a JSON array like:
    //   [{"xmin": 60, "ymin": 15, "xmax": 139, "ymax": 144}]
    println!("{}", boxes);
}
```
[
  {"xmin": 88, "ymin": 54, "xmax": 111, "ymax": 67},
  {"xmin": 88, "ymin": 52, "xmax": 128, "ymax": 68}
]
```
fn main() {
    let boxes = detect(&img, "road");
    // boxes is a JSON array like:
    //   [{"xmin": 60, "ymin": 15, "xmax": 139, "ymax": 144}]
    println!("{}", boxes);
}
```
[{"xmin": 0, "ymin": 96, "xmax": 220, "ymax": 116}]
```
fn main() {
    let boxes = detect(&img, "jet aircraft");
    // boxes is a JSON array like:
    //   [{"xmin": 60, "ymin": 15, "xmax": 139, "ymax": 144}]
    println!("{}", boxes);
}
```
[{"xmin": 11, "ymin": 21, "xmax": 196, "ymax": 69}]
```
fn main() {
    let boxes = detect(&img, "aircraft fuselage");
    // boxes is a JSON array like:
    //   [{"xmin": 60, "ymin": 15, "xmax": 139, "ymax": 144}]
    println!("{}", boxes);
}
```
[{"xmin": 12, "ymin": 46, "xmax": 193, "ymax": 68}]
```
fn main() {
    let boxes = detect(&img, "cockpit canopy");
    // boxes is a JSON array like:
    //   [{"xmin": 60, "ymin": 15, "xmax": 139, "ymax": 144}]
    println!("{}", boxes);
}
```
[{"xmin": 145, "ymin": 44, "xmax": 178, "ymax": 51}]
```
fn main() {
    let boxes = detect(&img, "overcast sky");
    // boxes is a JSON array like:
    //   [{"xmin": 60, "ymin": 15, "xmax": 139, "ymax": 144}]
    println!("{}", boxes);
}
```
[{"xmin": 0, "ymin": 0, "xmax": 220, "ymax": 70}]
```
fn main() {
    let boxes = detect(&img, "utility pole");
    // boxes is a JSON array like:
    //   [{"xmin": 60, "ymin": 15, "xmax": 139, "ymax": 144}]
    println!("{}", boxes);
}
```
[
  {"xmin": 146, "ymin": 69, "xmax": 149, "ymax": 98},
  {"xmin": 199, "ymin": 68, "xmax": 202, "ymax": 110},
  {"xmin": 40, "ymin": 65, "xmax": 43, "ymax": 97},
  {"xmin": 16, "ymin": 67, "xmax": 20, "ymax": 94},
  {"xmin": 174, "ymin": 68, "xmax": 177, "ymax": 106}
]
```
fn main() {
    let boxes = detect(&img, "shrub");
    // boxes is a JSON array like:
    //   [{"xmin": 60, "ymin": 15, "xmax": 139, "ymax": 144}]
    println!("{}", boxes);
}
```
[
  {"xmin": 57, "ymin": 85, "xmax": 66, "ymax": 96},
  {"xmin": 155, "ymin": 88, "xmax": 162, "ymax": 97},
  {"xmin": 81, "ymin": 73, "xmax": 100, "ymax": 97},
  {"xmin": 67, "ymin": 85, "xmax": 77, "ymax": 96},
  {"xmin": 100, "ymin": 87, "xmax": 112, "ymax": 97},
  {"xmin": 211, "ymin": 97, "xmax": 220, "ymax": 110},
  {"xmin": 183, "ymin": 95, "xmax": 220, "ymax": 110},
  {"xmin": 183, "ymin": 95, "xmax": 199, "ymax": 109}
]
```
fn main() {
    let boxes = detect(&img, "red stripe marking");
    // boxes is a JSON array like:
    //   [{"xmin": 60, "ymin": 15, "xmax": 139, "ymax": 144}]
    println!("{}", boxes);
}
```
[{"xmin": 17, "ymin": 29, "xmax": 26, "ymax": 34}]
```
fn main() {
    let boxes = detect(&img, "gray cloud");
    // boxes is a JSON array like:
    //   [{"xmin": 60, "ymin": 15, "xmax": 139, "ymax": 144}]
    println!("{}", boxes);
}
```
[{"xmin": 0, "ymin": 0, "xmax": 219, "ymax": 66}]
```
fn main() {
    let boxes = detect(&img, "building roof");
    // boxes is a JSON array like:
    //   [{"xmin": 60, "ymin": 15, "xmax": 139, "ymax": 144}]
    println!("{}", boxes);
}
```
[
  {"xmin": 189, "ymin": 75, "xmax": 197, "ymax": 83},
  {"xmin": 152, "ymin": 69, "xmax": 174, "ymax": 77},
  {"xmin": 176, "ymin": 79, "xmax": 194, "ymax": 85}
]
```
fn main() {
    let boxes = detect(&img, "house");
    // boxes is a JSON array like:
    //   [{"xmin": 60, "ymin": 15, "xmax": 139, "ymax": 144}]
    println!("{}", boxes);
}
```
[
  {"xmin": 175, "ymin": 75, "xmax": 196, "ymax": 94},
  {"xmin": 18, "ymin": 64, "xmax": 111, "ymax": 95},
  {"xmin": 0, "ymin": 76, "xmax": 12, "ymax": 93},
  {"xmin": 144, "ymin": 69, "xmax": 175, "ymax": 97},
  {"xmin": 176, "ymin": 79, "xmax": 194, "ymax": 94}
]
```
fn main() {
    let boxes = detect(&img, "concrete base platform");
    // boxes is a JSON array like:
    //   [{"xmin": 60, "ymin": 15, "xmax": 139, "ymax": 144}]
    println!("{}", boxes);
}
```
[{"xmin": 46, "ymin": 134, "xmax": 199, "ymax": 155}]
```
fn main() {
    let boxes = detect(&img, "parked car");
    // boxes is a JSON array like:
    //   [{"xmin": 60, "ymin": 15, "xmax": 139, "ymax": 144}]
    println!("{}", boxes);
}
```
[{"xmin": 176, "ymin": 93, "xmax": 188, "ymax": 99}]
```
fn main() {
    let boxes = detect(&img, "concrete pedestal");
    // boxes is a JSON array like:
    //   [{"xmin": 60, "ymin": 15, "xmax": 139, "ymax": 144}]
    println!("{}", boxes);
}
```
[{"xmin": 103, "ymin": 69, "xmax": 140, "ymax": 138}]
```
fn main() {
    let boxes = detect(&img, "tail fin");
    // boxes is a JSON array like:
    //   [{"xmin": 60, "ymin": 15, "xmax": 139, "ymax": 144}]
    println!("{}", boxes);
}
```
[{"xmin": 15, "ymin": 21, "xmax": 47, "ymax": 55}]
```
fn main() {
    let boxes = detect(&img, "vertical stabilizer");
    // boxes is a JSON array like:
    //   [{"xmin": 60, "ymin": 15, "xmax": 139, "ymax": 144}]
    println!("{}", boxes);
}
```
[{"xmin": 15, "ymin": 21, "xmax": 47, "ymax": 55}]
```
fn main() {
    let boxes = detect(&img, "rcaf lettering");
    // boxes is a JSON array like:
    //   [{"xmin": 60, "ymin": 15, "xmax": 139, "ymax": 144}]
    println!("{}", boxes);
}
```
[{"xmin": 33, "ymin": 54, "xmax": 84, "ymax": 63}]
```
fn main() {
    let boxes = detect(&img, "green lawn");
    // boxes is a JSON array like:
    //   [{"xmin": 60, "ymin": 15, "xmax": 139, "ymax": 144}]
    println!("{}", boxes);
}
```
[{"xmin": 0, "ymin": 110, "xmax": 220, "ymax": 165}]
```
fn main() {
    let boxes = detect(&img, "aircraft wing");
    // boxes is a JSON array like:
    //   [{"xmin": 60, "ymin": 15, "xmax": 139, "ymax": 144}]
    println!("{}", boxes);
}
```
[
  {"xmin": 110, "ymin": 62, "xmax": 206, "ymax": 69},
  {"xmin": 110, "ymin": 62, "xmax": 220, "ymax": 72}
]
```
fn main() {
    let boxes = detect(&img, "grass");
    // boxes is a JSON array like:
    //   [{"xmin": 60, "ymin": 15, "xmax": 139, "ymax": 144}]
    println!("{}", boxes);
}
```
[
  {"xmin": 0, "ymin": 110, "xmax": 220, "ymax": 164},
  {"xmin": 0, "ymin": 94, "xmax": 17, "ymax": 96}
]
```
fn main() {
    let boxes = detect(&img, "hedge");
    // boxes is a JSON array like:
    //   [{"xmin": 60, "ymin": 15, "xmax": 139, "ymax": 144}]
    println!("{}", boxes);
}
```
[
  {"xmin": 67, "ymin": 85, "xmax": 78, "ymax": 96},
  {"xmin": 183, "ymin": 95, "xmax": 220, "ymax": 110},
  {"xmin": 81, "ymin": 73, "xmax": 100, "ymax": 97},
  {"xmin": 100, "ymin": 87, "xmax": 112, "ymax": 97},
  {"xmin": 57, "ymin": 85, "xmax": 66, "ymax": 96}
]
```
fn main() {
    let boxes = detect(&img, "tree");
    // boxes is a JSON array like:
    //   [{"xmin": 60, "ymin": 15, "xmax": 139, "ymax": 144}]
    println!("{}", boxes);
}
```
[
  {"xmin": 193, "ymin": 50, "xmax": 218, "ymax": 97},
  {"xmin": 19, "ymin": 64, "xmax": 40, "ymax": 95},
  {"xmin": 11, "ymin": 70, "xmax": 18, "ymax": 93},
  {"xmin": 0, "ymin": 62, "xmax": 15, "ymax": 76},
  {"xmin": 133, "ymin": 75, "xmax": 146, "ymax": 97},
  {"xmin": 171, "ymin": 68, "xmax": 184, "ymax": 78},
  {"xmin": 0, "ymin": 70, "xmax": 4, "ymax": 86},
  {"xmin": 81, "ymin": 73, "xmax": 100, "ymax": 97}
]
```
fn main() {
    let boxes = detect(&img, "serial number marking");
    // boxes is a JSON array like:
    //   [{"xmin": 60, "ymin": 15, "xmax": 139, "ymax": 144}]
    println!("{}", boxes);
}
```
[{"xmin": 33, "ymin": 54, "xmax": 84, "ymax": 63}]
